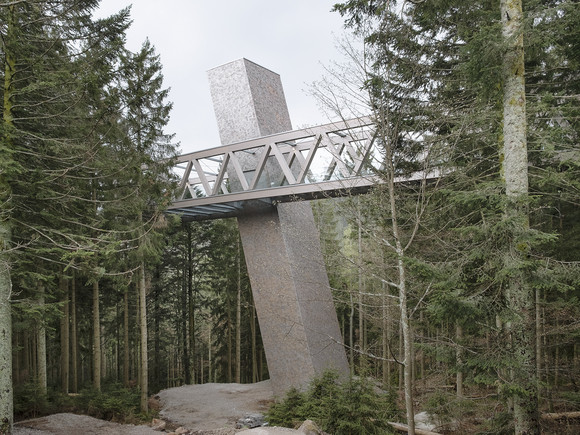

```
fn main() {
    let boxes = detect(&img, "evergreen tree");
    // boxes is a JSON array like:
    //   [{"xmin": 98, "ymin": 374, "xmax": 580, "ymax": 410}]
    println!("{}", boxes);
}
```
[
  {"xmin": 116, "ymin": 38, "xmax": 177, "ymax": 411},
  {"xmin": 1, "ymin": 1, "xmax": 129, "ymax": 429}
]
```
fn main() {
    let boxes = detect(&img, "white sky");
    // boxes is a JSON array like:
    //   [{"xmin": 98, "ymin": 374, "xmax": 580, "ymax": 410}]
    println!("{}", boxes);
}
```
[{"xmin": 95, "ymin": 1, "xmax": 350, "ymax": 154}]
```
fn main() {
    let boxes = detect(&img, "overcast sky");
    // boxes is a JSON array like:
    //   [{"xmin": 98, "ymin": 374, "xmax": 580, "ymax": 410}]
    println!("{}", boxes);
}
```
[{"xmin": 95, "ymin": 1, "xmax": 350, "ymax": 154}]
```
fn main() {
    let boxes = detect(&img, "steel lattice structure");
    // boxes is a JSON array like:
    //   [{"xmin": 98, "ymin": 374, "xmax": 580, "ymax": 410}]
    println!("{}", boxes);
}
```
[{"xmin": 168, "ymin": 117, "xmax": 382, "ymax": 220}]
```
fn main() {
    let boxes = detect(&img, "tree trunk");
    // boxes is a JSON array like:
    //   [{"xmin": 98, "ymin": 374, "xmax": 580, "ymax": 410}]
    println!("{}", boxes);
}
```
[
  {"xmin": 398, "ymin": 322, "xmax": 404, "ymax": 392},
  {"xmin": 500, "ymin": 1, "xmax": 539, "ymax": 433},
  {"xmin": 92, "ymin": 279, "xmax": 101, "ymax": 391},
  {"xmin": 384, "ymin": 129, "xmax": 415, "ymax": 433},
  {"xmin": 31, "ymin": 333, "xmax": 37, "ymax": 387},
  {"xmin": 0, "ymin": 223, "xmax": 13, "ymax": 434},
  {"xmin": 123, "ymin": 288, "xmax": 130, "ymax": 387},
  {"xmin": 357, "ymin": 206, "xmax": 365, "ymax": 372},
  {"xmin": 1, "ymin": 6, "xmax": 15, "ymax": 429},
  {"xmin": 188, "ymin": 280, "xmax": 195, "ymax": 385},
  {"xmin": 135, "ymin": 281, "xmax": 141, "ymax": 389},
  {"xmin": 36, "ymin": 283, "xmax": 47, "ymax": 394},
  {"xmin": 420, "ymin": 311, "xmax": 425, "ymax": 388},
  {"xmin": 382, "ymin": 288, "xmax": 387, "ymax": 387},
  {"xmin": 381, "ymin": 127, "xmax": 415, "ymax": 433},
  {"xmin": 154, "ymin": 276, "xmax": 161, "ymax": 392},
  {"xmin": 71, "ymin": 275, "xmax": 78, "ymax": 393},
  {"xmin": 383, "ymin": 286, "xmax": 391, "ymax": 388},
  {"xmin": 139, "ymin": 262, "xmax": 148, "ymax": 413},
  {"xmin": 188, "ymin": 266, "xmax": 195, "ymax": 385},
  {"xmin": 101, "ymin": 323, "xmax": 106, "ymax": 381},
  {"xmin": 208, "ymin": 326, "xmax": 212, "ymax": 384},
  {"xmin": 181, "ymin": 254, "xmax": 189, "ymax": 385},
  {"xmin": 554, "ymin": 318, "xmax": 559, "ymax": 389},
  {"xmin": 456, "ymin": 324, "xmax": 464, "ymax": 398},
  {"xmin": 23, "ymin": 331, "xmax": 30, "ymax": 384},
  {"xmin": 235, "ymin": 237, "xmax": 242, "ymax": 383},
  {"xmin": 536, "ymin": 288, "xmax": 541, "ymax": 402},
  {"xmin": 349, "ymin": 292, "xmax": 355, "ymax": 375},
  {"xmin": 60, "ymin": 276, "xmax": 70, "ymax": 394},
  {"xmin": 183, "ymin": 224, "xmax": 191, "ymax": 384},
  {"xmin": 398, "ymin": 256, "xmax": 415, "ymax": 435}
]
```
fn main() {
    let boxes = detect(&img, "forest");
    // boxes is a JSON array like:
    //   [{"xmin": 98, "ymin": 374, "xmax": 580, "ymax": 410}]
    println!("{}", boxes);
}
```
[{"xmin": 1, "ymin": 1, "xmax": 579, "ymax": 435}]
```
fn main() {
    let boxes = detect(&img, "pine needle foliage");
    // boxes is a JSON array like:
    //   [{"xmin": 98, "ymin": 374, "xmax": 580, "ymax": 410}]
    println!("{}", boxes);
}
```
[
  {"xmin": 77, "ymin": 384, "xmax": 141, "ymax": 422},
  {"xmin": 266, "ymin": 370, "xmax": 399, "ymax": 434}
]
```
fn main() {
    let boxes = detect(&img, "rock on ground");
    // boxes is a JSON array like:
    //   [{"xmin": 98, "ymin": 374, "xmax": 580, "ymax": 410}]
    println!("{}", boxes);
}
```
[
  {"xmin": 239, "ymin": 420, "xmax": 324, "ymax": 435},
  {"xmin": 14, "ymin": 413, "xmax": 161, "ymax": 435},
  {"xmin": 238, "ymin": 428, "xmax": 301, "ymax": 434},
  {"xmin": 157, "ymin": 380, "xmax": 274, "ymax": 431}
]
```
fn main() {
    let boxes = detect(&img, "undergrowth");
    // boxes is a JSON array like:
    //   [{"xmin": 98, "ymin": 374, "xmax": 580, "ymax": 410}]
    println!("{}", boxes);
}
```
[
  {"xmin": 14, "ymin": 381, "xmax": 155, "ymax": 424},
  {"xmin": 266, "ymin": 370, "xmax": 400, "ymax": 434}
]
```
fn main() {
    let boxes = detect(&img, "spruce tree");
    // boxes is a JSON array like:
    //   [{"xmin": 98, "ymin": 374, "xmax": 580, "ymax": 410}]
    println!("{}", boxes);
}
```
[
  {"xmin": 1, "ymin": 1, "xmax": 129, "ymax": 429},
  {"xmin": 116, "ymin": 38, "xmax": 177, "ymax": 411}
]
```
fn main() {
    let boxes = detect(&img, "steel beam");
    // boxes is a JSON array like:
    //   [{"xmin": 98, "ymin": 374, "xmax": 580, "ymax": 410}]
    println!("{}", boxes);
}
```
[{"xmin": 169, "ymin": 117, "xmax": 377, "ymax": 220}]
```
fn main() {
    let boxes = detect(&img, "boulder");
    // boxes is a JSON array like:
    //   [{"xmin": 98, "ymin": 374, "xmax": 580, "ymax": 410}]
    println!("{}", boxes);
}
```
[
  {"xmin": 151, "ymin": 418, "xmax": 167, "ymax": 431},
  {"xmin": 236, "ymin": 413, "xmax": 267, "ymax": 429},
  {"xmin": 298, "ymin": 420, "xmax": 322, "ymax": 434}
]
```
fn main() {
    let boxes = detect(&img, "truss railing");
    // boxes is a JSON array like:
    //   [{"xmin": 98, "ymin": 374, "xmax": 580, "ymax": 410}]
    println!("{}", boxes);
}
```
[{"xmin": 168, "ymin": 117, "xmax": 382, "ymax": 220}]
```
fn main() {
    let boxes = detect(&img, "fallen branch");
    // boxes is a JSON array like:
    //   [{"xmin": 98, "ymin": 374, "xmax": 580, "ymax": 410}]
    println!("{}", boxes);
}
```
[
  {"xmin": 388, "ymin": 421, "xmax": 441, "ymax": 435},
  {"xmin": 541, "ymin": 411, "xmax": 580, "ymax": 420}
]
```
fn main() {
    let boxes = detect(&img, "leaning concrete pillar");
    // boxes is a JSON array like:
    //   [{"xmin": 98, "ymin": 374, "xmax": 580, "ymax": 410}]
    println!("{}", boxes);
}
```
[{"xmin": 208, "ymin": 59, "xmax": 349, "ymax": 396}]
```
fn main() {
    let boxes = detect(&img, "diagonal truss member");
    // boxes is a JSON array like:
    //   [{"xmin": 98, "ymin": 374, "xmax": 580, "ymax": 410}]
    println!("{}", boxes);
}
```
[{"xmin": 168, "ymin": 117, "xmax": 383, "ymax": 220}]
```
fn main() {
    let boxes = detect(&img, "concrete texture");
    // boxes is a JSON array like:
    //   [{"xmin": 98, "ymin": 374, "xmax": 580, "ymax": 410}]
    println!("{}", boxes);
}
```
[
  {"xmin": 208, "ymin": 59, "xmax": 349, "ymax": 397},
  {"xmin": 276, "ymin": 201, "xmax": 348, "ymax": 378},
  {"xmin": 207, "ymin": 59, "xmax": 293, "ymax": 193},
  {"xmin": 237, "ymin": 203, "xmax": 349, "ymax": 396},
  {"xmin": 208, "ymin": 59, "xmax": 292, "ymax": 146}
]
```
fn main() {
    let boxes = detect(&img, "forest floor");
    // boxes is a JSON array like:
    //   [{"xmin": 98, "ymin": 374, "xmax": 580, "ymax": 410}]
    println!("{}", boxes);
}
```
[
  {"xmin": 13, "ymin": 380, "xmax": 299, "ymax": 435},
  {"xmin": 13, "ymin": 380, "xmax": 580, "ymax": 434}
]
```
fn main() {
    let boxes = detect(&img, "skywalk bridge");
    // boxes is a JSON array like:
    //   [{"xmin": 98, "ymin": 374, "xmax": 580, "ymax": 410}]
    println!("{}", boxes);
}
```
[{"xmin": 167, "ymin": 116, "xmax": 381, "ymax": 221}]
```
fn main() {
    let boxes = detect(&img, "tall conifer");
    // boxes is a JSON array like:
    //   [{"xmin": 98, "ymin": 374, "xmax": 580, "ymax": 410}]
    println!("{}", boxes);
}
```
[
  {"xmin": 116, "ymin": 38, "xmax": 177, "ymax": 411},
  {"xmin": 0, "ymin": 1, "xmax": 129, "ymax": 428}
]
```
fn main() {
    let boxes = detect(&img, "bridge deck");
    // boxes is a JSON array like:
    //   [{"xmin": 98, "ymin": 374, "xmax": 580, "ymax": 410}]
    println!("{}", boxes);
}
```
[{"xmin": 168, "ymin": 117, "xmax": 381, "ymax": 220}]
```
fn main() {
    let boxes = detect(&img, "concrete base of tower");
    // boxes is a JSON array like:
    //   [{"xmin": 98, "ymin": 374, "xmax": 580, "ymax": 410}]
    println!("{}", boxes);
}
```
[{"xmin": 237, "ymin": 201, "xmax": 349, "ymax": 397}]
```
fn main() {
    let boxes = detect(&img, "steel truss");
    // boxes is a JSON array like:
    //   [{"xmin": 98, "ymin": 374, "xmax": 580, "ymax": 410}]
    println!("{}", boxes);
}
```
[{"xmin": 168, "ymin": 117, "xmax": 382, "ymax": 220}]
